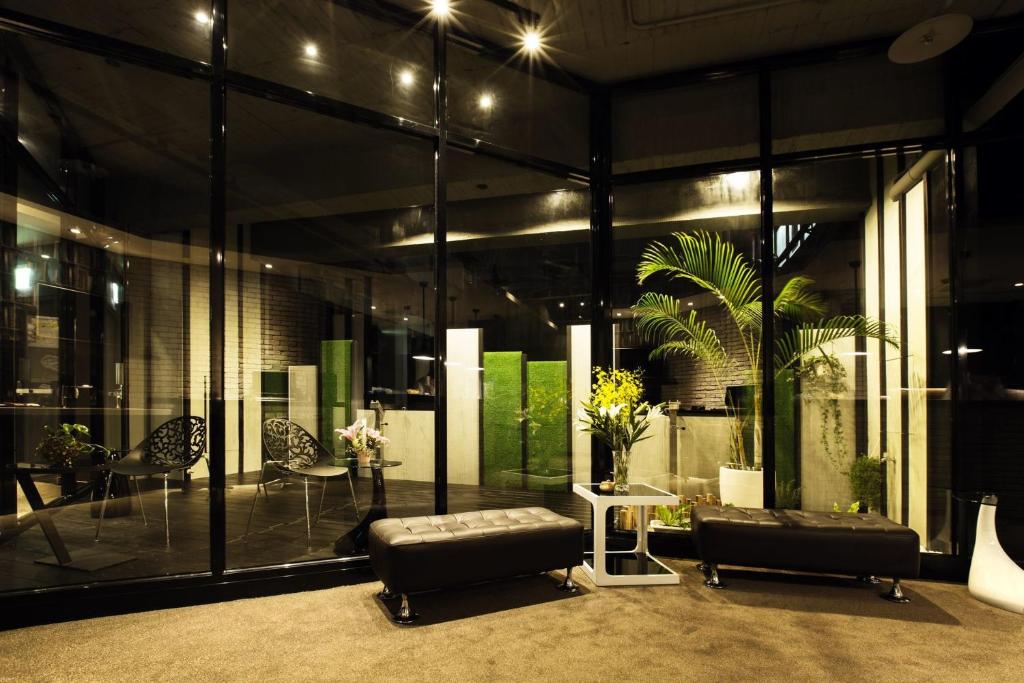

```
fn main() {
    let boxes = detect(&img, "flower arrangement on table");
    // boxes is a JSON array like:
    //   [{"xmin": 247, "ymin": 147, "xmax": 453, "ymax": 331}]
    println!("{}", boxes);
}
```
[
  {"xmin": 35, "ymin": 423, "xmax": 111, "ymax": 469},
  {"xmin": 577, "ymin": 367, "xmax": 663, "ymax": 493},
  {"xmin": 336, "ymin": 419, "xmax": 389, "ymax": 466}
]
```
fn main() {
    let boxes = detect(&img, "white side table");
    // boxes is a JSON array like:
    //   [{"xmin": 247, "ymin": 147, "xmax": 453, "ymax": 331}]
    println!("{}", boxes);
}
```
[{"xmin": 573, "ymin": 483, "xmax": 680, "ymax": 586}]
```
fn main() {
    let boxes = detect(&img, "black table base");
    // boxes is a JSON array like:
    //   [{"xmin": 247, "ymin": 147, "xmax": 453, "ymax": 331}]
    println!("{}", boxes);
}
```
[{"xmin": 334, "ymin": 466, "xmax": 387, "ymax": 556}]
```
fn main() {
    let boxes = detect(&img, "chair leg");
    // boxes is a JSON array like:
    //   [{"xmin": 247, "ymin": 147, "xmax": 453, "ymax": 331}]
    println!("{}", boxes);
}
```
[
  {"xmin": 315, "ymin": 478, "xmax": 327, "ymax": 525},
  {"xmin": 378, "ymin": 586, "xmax": 398, "ymax": 601},
  {"xmin": 134, "ymin": 477, "xmax": 149, "ymax": 527},
  {"xmin": 244, "ymin": 463, "xmax": 268, "ymax": 541},
  {"xmin": 303, "ymin": 478, "xmax": 312, "ymax": 548},
  {"xmin": 346, "ymin": 472, "xmax": 359, "ymax": 517},
  {"xmin": 393, "ymin": 594, "xmax": 417, "ymax": 624},
  {"xmin": 94, "ymin": 471, "xmax": 113, "ymax": 542},
  {"xmin": 163, "ymin": 473, "xmax": 170, "ymax": 547}
]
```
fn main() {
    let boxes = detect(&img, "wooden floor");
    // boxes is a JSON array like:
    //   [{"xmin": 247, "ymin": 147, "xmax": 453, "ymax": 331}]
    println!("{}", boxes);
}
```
[{"xmin": 0, "ymin": 473, "xmax": 592, "ymax": 593}]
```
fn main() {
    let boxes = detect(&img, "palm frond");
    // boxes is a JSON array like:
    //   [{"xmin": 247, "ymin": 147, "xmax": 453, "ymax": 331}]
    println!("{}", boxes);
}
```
[
  {"xmin": 633, "ymin": 292, "xmax": 729, "ymax": 368},
  {"xmin": 774, "ymin": 315, "xmax": 898, "ymax": 375},
  {"xmin": 774, "ymin": 275, "xmax": 826, "ymax": 321},
  {"xmin": 636, "ymin": 231, "xmax": 760, "ymax": 326}
]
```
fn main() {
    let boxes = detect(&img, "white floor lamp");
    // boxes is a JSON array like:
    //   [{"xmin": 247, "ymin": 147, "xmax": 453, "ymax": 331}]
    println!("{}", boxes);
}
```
[{"xmin": 968, "ymin": 495, "xmax": 1024, "ymax": 614}]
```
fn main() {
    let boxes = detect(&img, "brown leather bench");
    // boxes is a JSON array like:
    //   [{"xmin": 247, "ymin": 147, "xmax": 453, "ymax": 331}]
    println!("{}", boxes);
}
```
[
  {"xmin": 369, "ymin": 507, "xmax": 584, "ymax": 623},
  {"xmin": 691, "ymin": 506, "xmax": 921, "ymax": 602}
]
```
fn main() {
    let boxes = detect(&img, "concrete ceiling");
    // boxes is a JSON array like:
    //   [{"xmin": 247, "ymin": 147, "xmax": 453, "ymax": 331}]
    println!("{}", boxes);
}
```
[{"xmin": 404, "ymin": 0, "xmax": 1024, "ymax": 83}]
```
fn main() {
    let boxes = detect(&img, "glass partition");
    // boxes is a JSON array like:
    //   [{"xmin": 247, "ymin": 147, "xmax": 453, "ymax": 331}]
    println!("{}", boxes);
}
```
[
  {"xmin": 444, "ymin": 150, "xmax": 591, "ymax": 524},
  {"xmin": 0, "ymin": 36, "xmax": 210, "ymax": 590},
  {"xmin": 224, "ymin": 91, "xmax": 435, "ymax": 568},
  {"xmin": 612, "ymin": 170, "xmax": 762, "ymax": 533},
  {"xmin": 771, "ymin": 152, "xmax": 953, "ymax": 554}
]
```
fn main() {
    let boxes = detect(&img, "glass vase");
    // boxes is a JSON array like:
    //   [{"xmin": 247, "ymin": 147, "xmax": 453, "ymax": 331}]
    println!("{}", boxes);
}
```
[{"xmin": 613, "ymin": 448, "xmax": 631, "ymax": 494}]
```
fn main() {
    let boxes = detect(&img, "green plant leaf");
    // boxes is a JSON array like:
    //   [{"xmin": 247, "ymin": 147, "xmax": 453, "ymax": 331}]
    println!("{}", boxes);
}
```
[
  {"xmin": 774, "ymin": 316, "xmax": 898, "ymax": 375},
  {"xmin": 633, "ymin": 292, "xmax": 730, "ymax": 369}
]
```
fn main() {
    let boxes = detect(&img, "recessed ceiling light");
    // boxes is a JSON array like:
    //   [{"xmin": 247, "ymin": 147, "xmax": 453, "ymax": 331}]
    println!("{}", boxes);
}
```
[
  {"xmin": 615, "ymin": 312, "xmax": 622, "ymax": 317},
  {"xmin": 1015, "ymin": 282, "xmax": 1023, "ymax": 287},
  {"xmin": 69, "ymin": 227, "xmax": 82, "ymax": 235},
  {"xmin": 403, "ymin": 316, "xmax": 409, "ymax": 321},
  {"xmin": 522, "ymin": 28, "xmax": 542, "ymax": 53},
  {"xmin": 430, "ymin": 0, "xmax": 451, "ymax": 18},
  {"xmin": 304, "ymin": 43, "xmax": 318, "ymax": 58},
  {"xmin": 478, "ymin": 92, "xmax": 494, "ymax": 110},
  {"xmin": 579, "ymin": 301, "xmax": 585, "ymax": 307},
  {"xmin": 687, "ymin": 301, "xmax": 694, "ymax": 306},
  {"xmin": 194, "ymin": 10, "xmax": 210, "ymax": 25},
  {"xmin": 558, "ymin": 302, "xmax": 565, "ymax": 308},
  {"xmin": 371, "ymin": 305, "xmax": 377, "ymax": 310},
  {"xmin": 398, "ymin": 69, "xmax": 414, "ymax": 86},
  {"xmin": 264, "ymin": 263, "xmax": 273, "ymax": 269},
  {"xmin": 41, "ymin": 254, "xmax": 51, "ymax": 260}
]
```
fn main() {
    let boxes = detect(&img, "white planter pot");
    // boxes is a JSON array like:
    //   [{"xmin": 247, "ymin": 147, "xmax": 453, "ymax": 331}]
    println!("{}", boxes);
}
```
[{"xmin": 718, "ymin": 466, "xmax": 764, "ymax": 508}]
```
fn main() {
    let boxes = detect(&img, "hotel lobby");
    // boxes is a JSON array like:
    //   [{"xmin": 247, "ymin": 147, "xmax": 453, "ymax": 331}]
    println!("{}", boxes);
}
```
[{"xmin": 0, "ymin": 0, "xmax": 1023, "ymax": 679}]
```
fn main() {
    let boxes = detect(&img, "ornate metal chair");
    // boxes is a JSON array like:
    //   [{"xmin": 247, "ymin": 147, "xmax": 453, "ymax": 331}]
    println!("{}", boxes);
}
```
[
  {"xmin": 245, "ymin": 418, "xmax": 359, "ymax": 547},
  {"xmin": 95, "ymin": 416, "xmax": 207, "ymax": 547}
]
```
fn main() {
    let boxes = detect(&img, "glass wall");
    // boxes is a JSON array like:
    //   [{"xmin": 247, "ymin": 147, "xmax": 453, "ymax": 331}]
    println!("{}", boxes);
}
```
[
  {"xmin": 443, "ymin": 146, "xmax": 591, "ymax": 524},
  {"xmin": 611, "ymin": 170, "xmax": 762, "ymax": 532},
  {"xmin": 224, "ymin": 92, "xmax": 436, "ymax": 567},
  {"xmin": 770, "ymin": 154, "xmax": 953, "ymax": 555},
  {"xmin": 0, "ymin": 35, "xmax": 210, "ymax": 590}
]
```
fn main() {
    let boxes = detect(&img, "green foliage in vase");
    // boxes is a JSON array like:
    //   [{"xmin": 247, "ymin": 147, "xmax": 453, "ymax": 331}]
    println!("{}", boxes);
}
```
[
  {"xmin": 795, "ymin": 353, "xmax": 849, "ymax": 473},
  {"xmin": 633, "ymin": 230, "xmax": 898, "ymax": 469},
  {"xmin": 35, "ymin": 423, "xmax": 110, "ymax": 468},
  {"xmin": 577, "ymin": 367, "xmax": 663, "ymax": 452},
  {"xmin": 848, "ymin": 454, "xmax": 883, "ymax": 511}
]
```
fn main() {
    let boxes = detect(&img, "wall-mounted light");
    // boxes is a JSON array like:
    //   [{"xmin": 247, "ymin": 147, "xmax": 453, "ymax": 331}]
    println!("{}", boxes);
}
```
[
  {"xmin": 478, "ymin": 92, "xmax": 495, "ymax": 111},
  {"xmin": 304, "ymin": 43, "xmax": 319, "ymax": 58},
  {"xmin": 14, "ymin": 265, "xmax": 33, "ymax": 292}
]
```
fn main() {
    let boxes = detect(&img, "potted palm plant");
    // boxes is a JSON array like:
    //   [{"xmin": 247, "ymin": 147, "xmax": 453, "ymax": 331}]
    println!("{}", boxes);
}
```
[{"xmin": 632, "ymin": 230, "xmax": 897, "ymax": 507}]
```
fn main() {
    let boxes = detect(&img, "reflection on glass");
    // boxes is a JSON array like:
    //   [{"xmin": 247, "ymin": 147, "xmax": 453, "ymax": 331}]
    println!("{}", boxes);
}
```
[
  {"xmin": 444, "ymin": 151, "xmax": 591, "ymax": 525},
  {"xmin": 772, "ymin": 154, "xmax": 952, "ymax": 554},
  {"xmin": 612, "ymin": 171, "xmax": 762, "ymax": 532},
  {"xmin": 224, "ymin": 92, "xmax": 435, "ymax": 568},
  {"xmin": 0, "ymin": 38, "xmax": 210, "ymax": 590}
]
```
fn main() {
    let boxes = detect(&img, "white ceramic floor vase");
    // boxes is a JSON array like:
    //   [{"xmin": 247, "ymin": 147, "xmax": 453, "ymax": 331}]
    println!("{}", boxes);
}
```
[{"xmin": 968, "ymin": 495, "xmax": 1024, "ymax": 614}]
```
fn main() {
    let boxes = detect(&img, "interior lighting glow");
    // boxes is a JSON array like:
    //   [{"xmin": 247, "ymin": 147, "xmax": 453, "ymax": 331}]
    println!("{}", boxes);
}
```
[
  {"xmin": 522, "ymin": 28, "xmax": 542, "ymax": 53},
  {"xmin": 194, "ymin": 10, "xmax": 211, "ymax": 25},
  {"xmin": 430, "ymin": 0, "xmax": 451, "ymax": 18},
  {"xmin": 478, "ymin": 92, "xmax": 494, "ymax": 111},
  {"xmin": 304, "ymin": 43, "xmax": 319, "ymax": 58},
  {"xmin": 398, "ymin": 69, "xmax": 414, "ymax": 86},
  {"xmin": 14, "ymin": 265, "xmax": 33, "ymax": 292}
]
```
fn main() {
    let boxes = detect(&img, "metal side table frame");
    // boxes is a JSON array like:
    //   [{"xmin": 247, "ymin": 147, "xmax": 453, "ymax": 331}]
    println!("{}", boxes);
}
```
[{"xmin": 573, "ymin": 482, "xmax": 680, "ymax": 586}]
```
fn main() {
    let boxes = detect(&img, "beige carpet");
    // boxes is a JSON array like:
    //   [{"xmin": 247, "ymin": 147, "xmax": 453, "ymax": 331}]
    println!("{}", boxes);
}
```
[{"xmin": 1, "ymin": 561, "xmax": 1021, "ymax": 682}]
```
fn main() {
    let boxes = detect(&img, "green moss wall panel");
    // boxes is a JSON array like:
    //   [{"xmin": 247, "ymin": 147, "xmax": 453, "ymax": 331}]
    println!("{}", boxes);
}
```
[
  {"xmin": 321, "ymin": 340, "xmax": 353, "ymax": 455},
  {"xmin": 482, "ymin": 351, "xmax": 524, "ymax": 487},
  {"xmin": 526, "ymin": 360, "xmax": 568, "ymax": 490}
]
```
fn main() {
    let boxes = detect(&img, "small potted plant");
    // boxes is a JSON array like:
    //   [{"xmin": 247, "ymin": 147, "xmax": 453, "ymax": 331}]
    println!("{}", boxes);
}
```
[
  {"xmin": 336, "ymin": 419, "xmax": 389, "ymax": 467},
  {"xmin": 577, "ymin": 367, "xmax": 663, "ymax": 493},
  {"xmin": 35, "ymin": 423, "xmax": 110, "ymax": 468}
]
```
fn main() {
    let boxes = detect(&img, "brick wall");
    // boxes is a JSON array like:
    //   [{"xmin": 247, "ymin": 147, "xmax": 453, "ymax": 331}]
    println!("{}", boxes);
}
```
[
  {"xmin": 259, "ymin": 274, "xmax": 325, "ymax": 371},
  {"xmin": 658, "ymin": 306, "xmax": 752, "ymax": 409}
]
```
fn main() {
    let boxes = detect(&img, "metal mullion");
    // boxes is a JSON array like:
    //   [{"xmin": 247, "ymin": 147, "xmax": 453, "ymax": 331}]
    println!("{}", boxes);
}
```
[
  {"xmin": 433, "ymin": 21, "xmax": 448, "ymax": 516},
  {"xmin": 758, "ymin": 70, "xmax": 776, "ymax": 508},
  {"xmin": 588, "ymin": 88, "xmax": 612, "ymax": 484},
  {"xmin": 208, "ymin": 0, "xmax": 227, "ymax": 577},
  {"xmin": 447, "ymin": 131, "xmax": 589, "ymax": 183}
]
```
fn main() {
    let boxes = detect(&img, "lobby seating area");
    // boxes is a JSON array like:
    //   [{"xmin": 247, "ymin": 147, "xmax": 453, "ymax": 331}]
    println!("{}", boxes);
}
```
[{"xmin": 1, "ymin": 0, "xmax": 1024, "ymax": 679}]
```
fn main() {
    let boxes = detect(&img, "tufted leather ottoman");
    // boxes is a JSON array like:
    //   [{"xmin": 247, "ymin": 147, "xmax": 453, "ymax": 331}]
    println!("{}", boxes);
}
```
[
  {"xmin": 369, "ymin": 507, "xmax": 584, "ymax": 623},
  {"xmin": 691, "ymin": 506, "xmax": 920, "ymax": 602}
]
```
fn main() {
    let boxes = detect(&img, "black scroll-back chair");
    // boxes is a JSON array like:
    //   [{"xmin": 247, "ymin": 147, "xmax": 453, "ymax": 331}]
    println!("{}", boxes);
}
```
[
  {"xmin": 245, "ymin": 418, "xmax": 359, "ymax": 547},
  {"xmin": 95, "ymin": 416, "xmax": 207, "ymax": 547}
]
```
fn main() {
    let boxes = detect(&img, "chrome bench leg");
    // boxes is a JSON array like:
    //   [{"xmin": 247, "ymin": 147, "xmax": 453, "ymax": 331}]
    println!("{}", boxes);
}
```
[
  {"xmin": 857, "ymin": 575, "xmax": 881, "ymax": 584},
  {"xmin": 557, "ymin": 567, "xmax": 578, "ymax": 593},
  {"xmin": 378, "ymin": 586, "xmax": 398, "ymax": 601},
  {"xmin": 704, "ymin": 563, "xmax": 724, "ymax": 589},
  {"xmin": 393, "ymin": 594, "xmax": 417, "ymax": 624},
  {"xmin": 882, "ymin": 578, "xmax": 910, "ymax": 603}
]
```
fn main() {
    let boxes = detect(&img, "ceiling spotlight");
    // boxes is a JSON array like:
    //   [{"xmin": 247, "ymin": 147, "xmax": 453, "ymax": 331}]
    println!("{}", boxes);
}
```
[
  {"xmin": 1015, "ymin": 282, "xmax": 1023, "ymax": 288},
  {"xmin": 194, "ymin": 10, "xmax": 211, "ymax": 25},
  {"xmin": 616, "ymin": 312, "xmax": 622, "ymax": 317},
  {"xmin": 579, "ymin": 301, "xmax": 585, "ymax": 307},
  {"xmin": 69, "ymin": 226, "xmax": 82, "ymax": 235},
  {"xmin": 558, "ymin": 302, "xmax": 565, "ymax": 308},
  {"xmin": 264, "ymin": 263, "xmax": 273, "ymax": 269},
  {"xmin": 430, "ymin": 0, "xmax": 451, "ymax": 18},
  {"xmin": 398, "ymin": 69, "xmax": 414, "ymax": 87},
  {"xmin": 403, "ymin": 316, "xmax": 409, "ymax": 321},
  {"xmin": 522, "ymin": 28, "xmax": 542, "ymax": 53},
  {"xmin": 41, "ymin": 254, "xmax": 51, "ymax": 260},
  {"xmin": 304, "ymin": 43, "xmax": 319, "ymax": 58},
  {"xmin": 687, "ymin": 301, "xmax": 694, "ymax": 307},
  {"xmin": 371, "ymin": 305, "xmax": 377, "ymax": 310},
  {"xmin": 478, "ymin": 92, "xmax": 494, "ymax": 111}
]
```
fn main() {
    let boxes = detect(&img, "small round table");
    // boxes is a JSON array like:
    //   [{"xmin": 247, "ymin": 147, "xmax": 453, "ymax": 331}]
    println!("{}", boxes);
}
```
[{"xmin": 332, "ymin": 458, "xmax": 402, "ymax": 556}]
